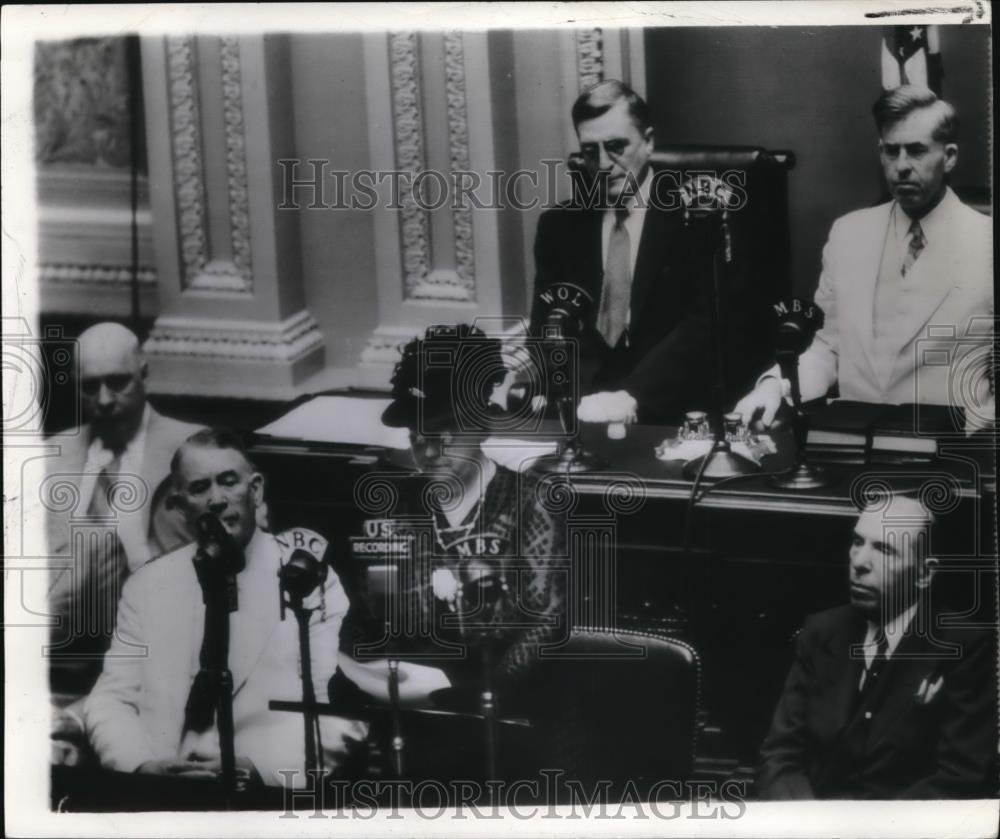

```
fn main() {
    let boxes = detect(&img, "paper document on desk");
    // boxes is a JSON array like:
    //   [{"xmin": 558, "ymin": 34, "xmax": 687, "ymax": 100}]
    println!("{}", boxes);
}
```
[
  {"xmin": 255, "ymin": 396, "xmax": 411, "ymax": 449},
  {"xmin": 656, "ymin": 435, "xmax": 777, "ymax": 465},
  {"xmin": 337, "ymin": 656, "xmax": 452, "ymax": 707},
  {"xmin": 481, "ymin": 437, "xmax": 559, "ymax": 471}
]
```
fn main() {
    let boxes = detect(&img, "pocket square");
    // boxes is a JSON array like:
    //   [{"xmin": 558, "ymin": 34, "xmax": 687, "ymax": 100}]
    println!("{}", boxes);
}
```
[{"xmin": 915, "ymin": 675, "xmax": 944, "ymax": 705}]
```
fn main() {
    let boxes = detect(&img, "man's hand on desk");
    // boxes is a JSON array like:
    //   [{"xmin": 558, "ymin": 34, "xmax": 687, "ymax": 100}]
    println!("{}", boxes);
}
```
[
  {"xmin": 733, "ymin": 377, "xmax": 784, "ymax": 429},
  {"xmin": 578, "ymin": 391, "xmax": 638, "ymax": 424}
]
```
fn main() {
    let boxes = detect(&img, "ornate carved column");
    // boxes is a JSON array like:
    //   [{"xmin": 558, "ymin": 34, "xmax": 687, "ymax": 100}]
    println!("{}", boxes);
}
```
[
  {"xmin": 140, "ymin": 34, "xmax": 324, "ymax": 399},
  {"xmin": 358, "ymin": 31, "xmax": 503, "ymax": 385}
]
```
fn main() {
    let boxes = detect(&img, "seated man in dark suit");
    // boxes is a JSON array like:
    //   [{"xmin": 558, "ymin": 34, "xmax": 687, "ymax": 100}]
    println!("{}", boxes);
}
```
[
  {"xmin": 529, "ymin": 79, "xmax": 758, "ymax": 425},
  {"xmin": 758, "ymin": 489, "xmax": 997, "ymax": 799}
]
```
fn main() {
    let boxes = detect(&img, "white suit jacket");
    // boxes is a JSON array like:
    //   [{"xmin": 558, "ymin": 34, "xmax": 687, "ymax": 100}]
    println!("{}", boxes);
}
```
[
  {"xmin": 796, "ymin": 189, "xmax": 993, "ymax": 425},
  {"xmin": 45, "ymin": 407, "xmax": 202, "ymax": 565},
  {"xmin": 84, "ymin": 528, "xmax": 364, "ymax": 785}
]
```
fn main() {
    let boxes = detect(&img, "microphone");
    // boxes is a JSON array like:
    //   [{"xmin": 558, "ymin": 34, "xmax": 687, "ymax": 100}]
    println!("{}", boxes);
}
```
[
  {"xmin": 279, "ymin": 548, "xmax": 328, "ymax": 601},
  {"xmin": 535, "ymin": 283, "xmax": 593, "ymax": 340},
  {"xmin": 192, "ymin": 513, "xmax": 245, "ymax": 612},
  {"xmin": 273, "ymin": 527, "xmax": 331, "ymax": 777},
  {"xmin": 772, "ymin": 298, "xmax": 825, "ymax": 380},
  {"xmin": 768, "ymin": 298, "xmax": 833, "ymax": 491},
  {"xmin": 680, "ymin": 174, "xmax": 740, "ymax": 217},
  {"xmin": 530, "ymin": 283, "xmax": 605, "ymax": 473},
  {"xmin": 276, "ymin": 527, "xmax": 331, "ymax": 615}
]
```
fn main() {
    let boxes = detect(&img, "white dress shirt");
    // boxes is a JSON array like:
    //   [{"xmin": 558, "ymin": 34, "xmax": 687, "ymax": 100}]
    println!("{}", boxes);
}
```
[{"xmin": 858, "ymin": 600, "xmax": 919, "ymax": 690}]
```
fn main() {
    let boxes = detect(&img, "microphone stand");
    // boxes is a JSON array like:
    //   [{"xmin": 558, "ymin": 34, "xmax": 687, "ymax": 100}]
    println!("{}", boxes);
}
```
[
  {"xmin": 769, "ymin": 351, "xmax": 833, "ymax": 490},
  {"xmin": 478, "ymin": 637, "xmax": 498, "ymax": 781},
  {"xmin": 194, "ymin": 564, "xmax": 239, "ymax": 805},
  {"xmin": 285, "ymin": 591, "xmax": 321, "ymax": 774},
  {"xmin": 682, "ymin": 208, "xmax": 759, "ymax": 480},
  {"xmin": 534, "ymin": 329, "xmax": 605, "ymax": 474},
  {"xmin": 387, "ymin": 659, "xmax": 405, "ymax": 778}
]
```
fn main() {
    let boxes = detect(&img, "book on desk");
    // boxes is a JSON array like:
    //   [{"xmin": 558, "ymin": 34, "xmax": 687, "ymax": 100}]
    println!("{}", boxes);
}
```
[{"xmin": 806, "ymin": 401, "xmax": 964, "ymax": 465}]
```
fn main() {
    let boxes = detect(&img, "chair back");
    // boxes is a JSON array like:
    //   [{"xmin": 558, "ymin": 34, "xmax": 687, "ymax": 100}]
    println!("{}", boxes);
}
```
[{"xmin": 503, "ymin": 626, "xmax": 701, "ymax": 792}]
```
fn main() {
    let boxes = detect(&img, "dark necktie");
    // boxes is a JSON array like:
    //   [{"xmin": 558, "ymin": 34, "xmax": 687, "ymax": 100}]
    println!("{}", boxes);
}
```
[
  {"xmin": 901, "ymin": 220, "xmax": 925, "ymax": 277},
  {"xmin": 858, "ymin": 629, "xmax": 889, "ymax": 695},
  {"xmin": 597, "ymin": 209, "xmax": 631, "ymax": 347}
]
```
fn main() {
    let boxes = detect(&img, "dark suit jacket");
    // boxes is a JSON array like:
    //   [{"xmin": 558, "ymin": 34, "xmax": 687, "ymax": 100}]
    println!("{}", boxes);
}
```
[
  {"xmin": 529, "ymin": 200, "xmax": 765, "ymax": 424},
  {"xmin": 758, "ymin": 603, "xmax": 998, "ymax": 800}
]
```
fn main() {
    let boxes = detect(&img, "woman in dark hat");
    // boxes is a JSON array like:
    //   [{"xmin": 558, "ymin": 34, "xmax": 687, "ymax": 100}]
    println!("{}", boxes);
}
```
[
  {"xmin": 379, "ymin": 324, "xmax": 566, "ymax": 682},
  {"xmin": 340, "ymin": 324, "xmax": 567, "ymax": 781}
]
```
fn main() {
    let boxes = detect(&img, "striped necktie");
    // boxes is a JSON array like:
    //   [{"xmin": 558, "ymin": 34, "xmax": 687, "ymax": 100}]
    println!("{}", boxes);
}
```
[
  {"xmin": 901, "ymin": 220, "xmax": 925, "ymax": 277},
  {"xmin": 597, "ymin": 209, "xmax": 631, "ymax": 347}
]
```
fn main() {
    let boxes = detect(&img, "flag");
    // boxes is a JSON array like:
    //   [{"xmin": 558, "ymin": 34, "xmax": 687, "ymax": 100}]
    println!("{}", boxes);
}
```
[{"xmin": 881, "ymin": 25, "xmax": 943, "ymax": 95}]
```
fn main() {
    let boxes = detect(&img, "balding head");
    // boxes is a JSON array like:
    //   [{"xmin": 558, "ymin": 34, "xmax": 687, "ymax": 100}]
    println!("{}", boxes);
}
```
[{"xmin": 77, "ymin": 322, "xmax": 148, "ymax": 450}]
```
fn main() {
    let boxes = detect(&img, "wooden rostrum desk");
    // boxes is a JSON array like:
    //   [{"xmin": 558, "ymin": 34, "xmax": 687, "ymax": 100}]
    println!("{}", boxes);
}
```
[{"xmin": 251, "ymin": 412, "xmax": 996, "ymax": 774}]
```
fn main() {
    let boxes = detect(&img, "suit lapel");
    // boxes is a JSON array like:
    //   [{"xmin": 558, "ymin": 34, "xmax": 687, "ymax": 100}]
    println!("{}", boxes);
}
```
[
  {"xmin": 884, "ymin": 234, "xmax": 955, "ymax": 371},
  {"xmin": 823, "ymin": 611, "xmax": 868, "ymax": 735},
  {"xmin": 58, "ymin": 431, "xmax": 91, "ymax": 514},
  {"xmin": 574, "ymin": 209, "xmax": 604, "ymax": 303},
  {"xmin": 46, "ymin": 431, "xmax": 91, "ymax": 590},
  {"xmin": 137, "ymin": 409, "xmax": 179, "ymax": 535},
  {"xmin": 850, "ymin": 204, "xmax": 894, "ymax": 388},
  {"xmin": 854, "ymin": 606, "xmax": 944, "ymax": 730},
  {"xmin": 155, "ymin": 555, "xmax": 204, "ymax": 749},
  {"xmin": 228, "ymin": 531, "xmax": 284, "ymax": 697},
  {"xmin": 630, "ymin": 208, "xmax": 672, "ymax": 327}
]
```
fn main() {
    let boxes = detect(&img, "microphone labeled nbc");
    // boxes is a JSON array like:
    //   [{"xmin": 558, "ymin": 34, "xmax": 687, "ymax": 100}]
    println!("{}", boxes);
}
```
[{"xmin": 276, "ymin": 527, "xmax": 330, "ymax": 605}]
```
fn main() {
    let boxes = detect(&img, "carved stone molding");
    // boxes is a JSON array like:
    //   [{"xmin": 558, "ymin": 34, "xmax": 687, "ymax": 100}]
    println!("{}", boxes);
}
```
[
  {"xmin": 145, "ymin": 308, "xmax": 323, "ymax": 362},
  {"xmin": 442, "ymin": 32, "xmax": 476, "ymax": 300},
  {"xmin": 40, "ymin": 263, "xmax": 157, "ymax": 287},
  {"xmin": 166, "ymin": 35, "xmax": 253, "ymax": 294},
  {"xmin": 576, "ymin": 29, "xmax": 604, "ymax": 92},
  {"xmin": 389, "ymin": 32, "xmax": 432, "ymax": 301},
  {"xmin": 389, "ymin": 31, "xmax": 475, "ymax": 303},
  {"xmin": 359, "ymin": 323, "xmax": 422, "ymax": 367}
]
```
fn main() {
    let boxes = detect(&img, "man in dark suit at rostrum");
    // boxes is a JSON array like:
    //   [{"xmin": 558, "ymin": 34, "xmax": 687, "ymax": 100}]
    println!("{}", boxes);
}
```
[
  {"xmin": 528, "ymin": 79, "xmax": 759, "ymax": 426},
  {"xmin": 758, "ymin": 489, "xmax": 998, "ymax": 800}
]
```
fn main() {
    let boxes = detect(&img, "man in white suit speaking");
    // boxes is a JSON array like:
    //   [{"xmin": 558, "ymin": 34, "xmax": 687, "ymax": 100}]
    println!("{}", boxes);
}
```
[
  {"xmin": 85, "ymin": 428, "xmax": 364, "ymax": 787},
  {"xmin": 735, "ymin": 86, "xmax": 993, "ymax": 432}
]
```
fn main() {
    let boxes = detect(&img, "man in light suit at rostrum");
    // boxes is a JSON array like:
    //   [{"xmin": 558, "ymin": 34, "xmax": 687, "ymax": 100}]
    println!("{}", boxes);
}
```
[
  {"xmin": 84, "ymin": 428, "xmax": 365, "ymax": 787},
  {"xmin": 735, "ymin": 86, "xmax": 993, "ymax": 432},
  {"xmin": 47, "ymin": 323, "xmax": 203, "ymax": 763}
]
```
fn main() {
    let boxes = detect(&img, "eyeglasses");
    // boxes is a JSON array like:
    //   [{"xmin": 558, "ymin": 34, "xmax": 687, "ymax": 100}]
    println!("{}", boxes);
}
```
[
  {"xmin": 80, "ymin": 374, "xmax": 134, "ymax": 396},
  {"xmin": 579, "ymin": 139, "xmax": 630, "ymax": 160}
]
